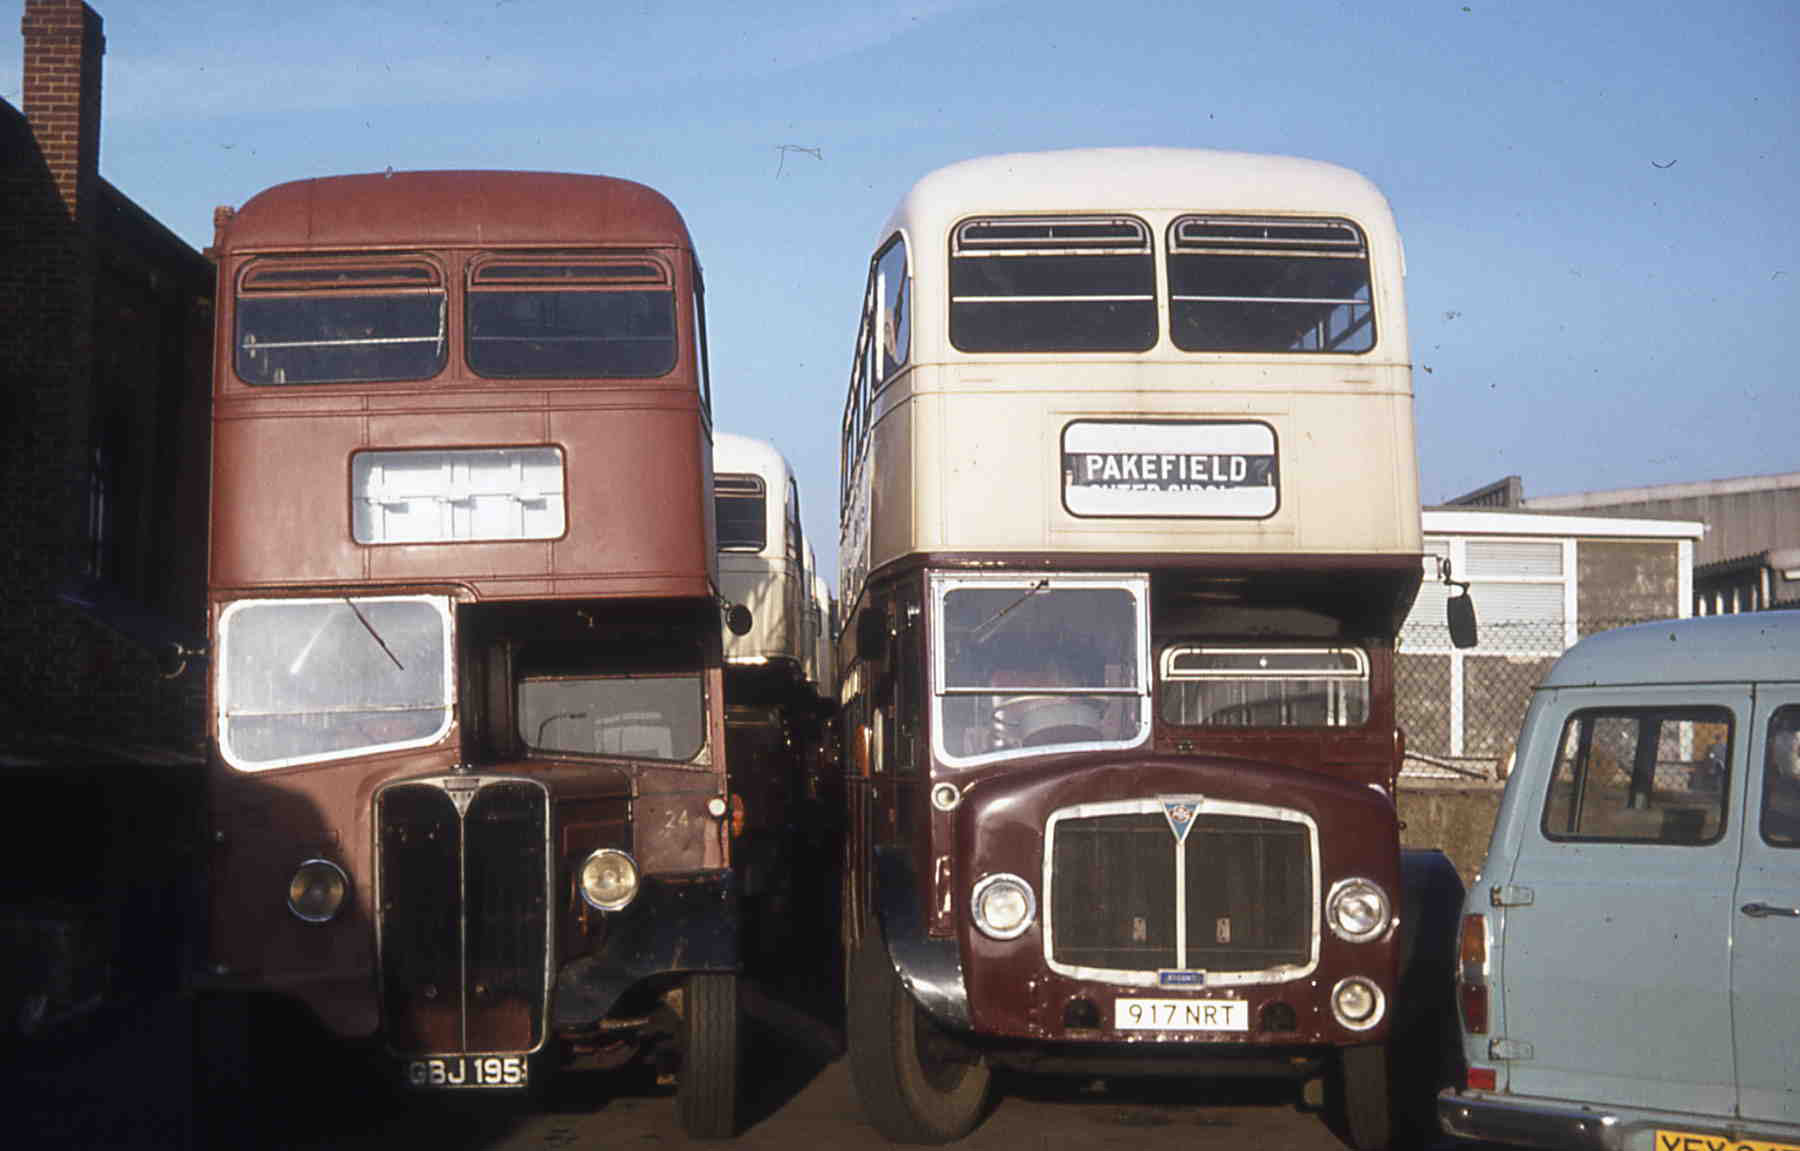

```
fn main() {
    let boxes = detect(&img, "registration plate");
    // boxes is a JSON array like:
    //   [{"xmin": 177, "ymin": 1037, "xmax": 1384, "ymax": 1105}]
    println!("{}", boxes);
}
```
[
  {"xmin": 1115, "ymin": 997, "xmax": 1248, "ymax": 1032},
  {"xmin": 1657, "ymin": 1131, "xmax": 1800, "ymax": 1151},
  {"xmin": 403, "ymin": 1054, "xmax": 529, "ymax": 1089}
]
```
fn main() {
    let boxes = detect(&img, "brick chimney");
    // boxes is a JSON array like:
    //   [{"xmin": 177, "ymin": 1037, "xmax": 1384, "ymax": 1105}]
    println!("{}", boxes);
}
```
[
  {"xmin": 7, "ymin": 0, "xmax": 105, "ymax": 598},
  {"xmin": 21, "ymin": 0, "xmax": 104, "ymax": 228}
]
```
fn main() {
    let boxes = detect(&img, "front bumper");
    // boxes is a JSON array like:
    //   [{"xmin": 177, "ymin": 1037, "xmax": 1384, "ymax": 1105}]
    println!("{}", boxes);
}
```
[
  {"xmin": 1439, "ymin": 1089, "xmax": 1800, "ymax": 1151},
  {"xmin": 1438, "ymin": 1091, "xmax": 1618, "ymax": 1149}
]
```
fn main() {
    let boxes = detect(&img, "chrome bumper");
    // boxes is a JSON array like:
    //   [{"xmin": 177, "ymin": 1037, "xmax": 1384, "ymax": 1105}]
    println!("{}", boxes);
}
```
[{"xmin": 1438, "ymin": 1090, "xmax": 1617, "ymax": 1150}]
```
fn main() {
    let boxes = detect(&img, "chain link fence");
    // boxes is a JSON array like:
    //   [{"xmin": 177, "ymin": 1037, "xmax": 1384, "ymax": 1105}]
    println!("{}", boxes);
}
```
[{"xmin": 1396, "ymin": 617, "xmax": 1672, "ymax": 783}]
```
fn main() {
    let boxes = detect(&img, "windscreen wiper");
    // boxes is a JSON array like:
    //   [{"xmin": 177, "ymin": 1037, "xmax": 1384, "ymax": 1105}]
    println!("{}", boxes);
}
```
[
  {"xmin": 345, "ymin": 597, "xmax": 405, "ymax": 671},
  {"xmin": 973, "ymin": 579, "xmax": 1049, "ymax": 643}
]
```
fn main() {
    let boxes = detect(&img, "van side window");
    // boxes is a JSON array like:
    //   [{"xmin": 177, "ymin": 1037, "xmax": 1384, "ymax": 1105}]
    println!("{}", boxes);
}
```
[
  {"xmin": 1542, "ymin": 707, "xmax": 1732, "ymax": 845},
  {"xmin": 1762, "ymin": 705, "xmax": 1800, "ymax": 848}
]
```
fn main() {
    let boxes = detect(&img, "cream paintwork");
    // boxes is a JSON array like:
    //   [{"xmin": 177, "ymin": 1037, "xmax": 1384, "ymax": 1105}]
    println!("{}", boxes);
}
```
[
  {"xmin": 716, "ymin": 432, "xmax": 812, "ymax": 670},
  {"xmin": 841, "ymin": 148, "xmax": 1421, "ymax": 617},
  {"xmin": 808, "ymin": 569, "xmax": 835, "ymax": 699}
]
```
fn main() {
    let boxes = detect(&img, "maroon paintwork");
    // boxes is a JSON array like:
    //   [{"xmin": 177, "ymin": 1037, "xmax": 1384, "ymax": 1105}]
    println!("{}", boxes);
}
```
[
  {"xmin": 847, "ymin": 551, "xmax": 1421, "ymax": 1055},
  {"xmin": 952, "ymin": 756, "xmax": 1398, "ymax": 1044},
  {"xmin": 209, "ymin": 171, "xmax": 713, "ymax": 602},
  {"xmin": 201, "ymin": 172, "xmax": 726, "ymax": 1042}
]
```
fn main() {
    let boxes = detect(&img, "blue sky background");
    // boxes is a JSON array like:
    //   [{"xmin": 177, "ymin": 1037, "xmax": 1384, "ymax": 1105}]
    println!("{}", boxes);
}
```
[{"xmin": 5, "ymin": 0, "xmax": 1796, "ymax": 582}]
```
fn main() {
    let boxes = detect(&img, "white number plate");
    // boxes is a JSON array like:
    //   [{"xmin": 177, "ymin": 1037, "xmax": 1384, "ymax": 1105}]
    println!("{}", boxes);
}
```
[
  {"xmin": 1115, "ymin": 997, "xmax": 1249, "ymax": 1032},
  {"xmin": 404, "ymin": 1054, "xmax": 529, "ymax": 1089}
]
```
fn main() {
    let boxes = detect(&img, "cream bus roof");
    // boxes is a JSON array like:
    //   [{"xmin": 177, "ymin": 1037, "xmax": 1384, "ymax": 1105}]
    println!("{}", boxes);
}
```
[
  {"xmin": 885, "ymin": 148, "xmax": 1399, "ymax": 245},
  {"xmin": 712, "ymin": 432, "xmax": 792, "ymax": 486},
  {"xmin": 714, "ymin": 432, "xmax": 794, "ymax": 562},
  {"xmin": 714, "ymin": 432, "xmax": 793, "ymax": 485}
]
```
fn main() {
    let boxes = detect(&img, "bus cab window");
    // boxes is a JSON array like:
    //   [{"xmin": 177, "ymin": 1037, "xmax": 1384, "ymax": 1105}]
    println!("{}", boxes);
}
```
[
  {"xmin": 217, "ymin": 596, "xmax": 453, "ymax": 770},
  {"xmin": 933, "ymin": 578, "xmax": 1148, "ymax": 764}
]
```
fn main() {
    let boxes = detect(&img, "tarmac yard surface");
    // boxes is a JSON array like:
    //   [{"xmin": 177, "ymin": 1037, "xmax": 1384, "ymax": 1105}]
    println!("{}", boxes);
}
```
[{"xmin": 11, "ymin": 985, "xmax": 1488, "ymax": 1151}]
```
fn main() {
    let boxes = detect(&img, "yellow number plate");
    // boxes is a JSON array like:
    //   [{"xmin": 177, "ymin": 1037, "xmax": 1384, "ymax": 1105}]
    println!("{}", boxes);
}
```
[{"xmin": 1656, "ymin": 1130, "xmax": 1800, "ymax": 1151}]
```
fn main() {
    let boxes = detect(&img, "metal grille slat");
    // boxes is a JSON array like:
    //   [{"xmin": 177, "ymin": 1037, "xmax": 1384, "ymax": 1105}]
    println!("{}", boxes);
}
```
[
  {"xmin": 464, "ymin": 782, "xmax": 548, "ymax": 1052},
  {"xmin": 378, "ymin": 784, "xmax": 462, "ymax": 1053}
]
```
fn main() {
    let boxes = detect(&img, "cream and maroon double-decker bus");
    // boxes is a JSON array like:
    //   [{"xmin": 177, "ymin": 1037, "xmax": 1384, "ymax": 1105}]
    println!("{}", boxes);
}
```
[
  {"xmin": 837, "ymin": 148, "xmax": 1471, "ymax": 1147},
  {"xmin": 200, "ymin": 171, "xmax": 743, "ymax": 1137}
]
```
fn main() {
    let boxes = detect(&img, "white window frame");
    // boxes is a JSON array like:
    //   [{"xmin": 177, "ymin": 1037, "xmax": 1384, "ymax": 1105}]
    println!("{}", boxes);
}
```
[
  {"xmin": 929, "ymin": 571, "xmax": 1151, "ymax": 768},
  {"xmin": 216, "ymin": 594, "xmax": 455, "ymax": 772}
]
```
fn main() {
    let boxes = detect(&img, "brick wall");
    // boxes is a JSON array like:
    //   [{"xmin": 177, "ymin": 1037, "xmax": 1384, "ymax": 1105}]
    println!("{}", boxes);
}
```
[{"xmin": 1, "ymin": 1, "xmax": 211, "ymax": 753}]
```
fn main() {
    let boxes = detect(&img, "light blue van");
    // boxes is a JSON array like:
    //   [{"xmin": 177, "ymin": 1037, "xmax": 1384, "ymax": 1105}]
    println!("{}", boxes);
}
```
[{"xmin": 1439, "ymin": 612, "xmax": 1799, "ymax": 1150}]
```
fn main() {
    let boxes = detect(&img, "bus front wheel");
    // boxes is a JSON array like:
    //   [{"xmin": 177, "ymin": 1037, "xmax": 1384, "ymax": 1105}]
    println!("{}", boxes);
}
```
[
  {"xmin": 674, "ymin": 972, "xmax": 740, "ymax": 1139},
  {"xmin": 846, "ymin": 923, "xmax": 990, "ymax": 1144},
  {"xmin": 1332, "ymin": 1041, "xmax": 1393, "ymax": 1151}
]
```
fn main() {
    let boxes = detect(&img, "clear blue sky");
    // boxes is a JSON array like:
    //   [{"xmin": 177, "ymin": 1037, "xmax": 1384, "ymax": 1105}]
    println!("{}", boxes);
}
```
[{"xmin": 6, "ymin": 0, "xmax": 1796, "ymax": 583}]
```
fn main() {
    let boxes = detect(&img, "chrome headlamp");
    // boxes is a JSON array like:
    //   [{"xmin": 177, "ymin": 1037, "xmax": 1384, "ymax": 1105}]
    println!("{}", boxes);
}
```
[
  {"xmin": 970, "ymin": 873, "xmax": 1037, "ymax": 941},
  {"xmin": 287, "ymin": 859, "xmax": 350, "ymax": 923},
  {"xmin": 579, "ymin": 848, "xmax": 640, "ymax": 912},
  {"xmin": 1326, "ymin": 877, "xmax": 1392, "ymax": 942},
  {"xmin": 1331, "ymin": 975, "xmax": 1386, "ymax": 1030}
]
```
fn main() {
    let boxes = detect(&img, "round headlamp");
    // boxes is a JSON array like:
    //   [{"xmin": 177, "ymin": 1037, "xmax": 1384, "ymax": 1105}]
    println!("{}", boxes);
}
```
[
  {"xmin": 287, "ymin": 859, "xmax": 349, "ymax": 923},
  {"xmin": 1331, "ymin": 975, "xmax": 1386, "ymax": 1031},
  {"xmin": 579, "ymin": 848, "xmax": 640, "ymax": 912},
  {"xmin": 1326, "ymin": 878, "xmax": 1392, "ymax": 942},
  {"xmin": 971, "ymin": 873, "xmax": 1036, "ymax": 941}
]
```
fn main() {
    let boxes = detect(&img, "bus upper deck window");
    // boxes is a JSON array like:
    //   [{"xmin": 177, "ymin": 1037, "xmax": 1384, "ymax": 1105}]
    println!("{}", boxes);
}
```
[
  {"xmin": 715, "ymin": 474, "xmax": 767, "ymax": 553},
  {"xmin": 235, "ymin": 260, "xmax": 446, "ymax": 386},
  {"xmin": 950, "ymin": 216, "xmax": 1156, "ymax": 353},
  {"xmin": 467, "ymin": 255, "xmax": 677, "ymax": 379},
  {"xmin": 1167, "ymin": 217, "xmax": 1374, "ymax": 354}
]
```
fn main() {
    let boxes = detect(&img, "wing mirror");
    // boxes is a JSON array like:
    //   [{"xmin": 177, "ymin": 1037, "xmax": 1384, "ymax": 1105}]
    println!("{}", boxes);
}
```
[
  {"xmin": 1438, "ymin": 558, "xmax": 1479, "ymax": 649},
  {"xmin": 724, "ymin": 602, "xmax": 753, "ymax": 636}
]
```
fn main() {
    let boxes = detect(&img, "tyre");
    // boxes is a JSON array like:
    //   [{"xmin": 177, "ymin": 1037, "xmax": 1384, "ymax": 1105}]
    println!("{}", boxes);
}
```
[
  {"xmin": 846, "ymin": 922, "xmax": 990, "ymax": 1144},
  {"xmin": 1394, "ymin": 850, "xmax": 1466, "ymax": 1142},
  {"xmin": 1332, "ymin": 1042, "xmax": 1393, "ymax": 1151},
  {"xmin": 675, "ymin": 972, "xmax": 740, "ymax": 1139}
]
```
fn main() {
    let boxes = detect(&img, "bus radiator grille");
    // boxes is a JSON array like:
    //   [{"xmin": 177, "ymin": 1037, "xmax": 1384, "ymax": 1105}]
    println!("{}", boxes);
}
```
[
  {"xmin": 1050, "ymin": 812, "xmax": 1312, "ymax": 974},
  {"xmin": 378, "ymin": 779, "xmax": 549, "ymax": 1055}
]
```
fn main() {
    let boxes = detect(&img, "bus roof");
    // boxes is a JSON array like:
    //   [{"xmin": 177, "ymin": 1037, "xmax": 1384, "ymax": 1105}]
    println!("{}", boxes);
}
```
[
  {"xmin": 217, "ymin": 170, "xmax": 692, "ymax": 253},
  {"xmin": 1542, "ymin": 611, "xmax": 1800, "ymax": 689},
  {"xmin": 714, "ymin": 432, "xmax": 794, "ymax": 485},
  {"xmin": 885, "ymin": 147, "xmax": 1397, "ymax": 242}
]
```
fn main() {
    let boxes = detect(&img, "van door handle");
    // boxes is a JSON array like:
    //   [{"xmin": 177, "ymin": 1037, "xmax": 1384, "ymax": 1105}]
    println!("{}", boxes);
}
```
[{"xmin": 1741, "ymin": 902, "xmax": 1800, "ymax": 919}]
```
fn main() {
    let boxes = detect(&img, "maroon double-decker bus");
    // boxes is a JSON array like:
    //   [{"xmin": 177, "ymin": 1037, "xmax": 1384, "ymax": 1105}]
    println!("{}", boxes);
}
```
[{"xmin": 199, "ymin": 171, "xmax": 742, "ymax": 1136}]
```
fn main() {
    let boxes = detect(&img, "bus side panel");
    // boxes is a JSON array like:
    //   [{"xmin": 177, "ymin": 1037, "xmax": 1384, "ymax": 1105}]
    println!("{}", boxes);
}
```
[{"xmin": 212, "ymin": 410, "xmax": 366, "ymax": 586}]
